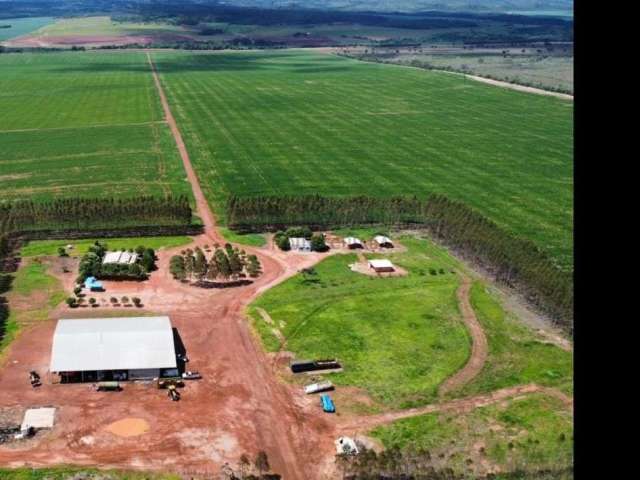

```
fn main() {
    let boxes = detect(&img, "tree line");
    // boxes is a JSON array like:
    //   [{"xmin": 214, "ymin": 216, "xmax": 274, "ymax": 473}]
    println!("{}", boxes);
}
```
[
  {"xmin": 226, "ymin": 194, "xmax": 572, "ymax": 331},
  {"xmin": 170, "ymin": 243, "xmax": 262, "ymax": 284},
  {"xmin": 0, "ymin": 196, "xmax": 193, "ymax": 235}
]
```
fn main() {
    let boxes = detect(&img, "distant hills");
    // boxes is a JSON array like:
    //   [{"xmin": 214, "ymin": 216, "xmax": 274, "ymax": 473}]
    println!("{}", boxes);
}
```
[{"xmin": 215, "ymin": 0, "xmax": 573, "ymax": 15}]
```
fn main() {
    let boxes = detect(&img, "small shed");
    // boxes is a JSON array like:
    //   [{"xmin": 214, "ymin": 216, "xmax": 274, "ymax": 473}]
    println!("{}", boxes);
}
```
[
  {"xmin": 102, "ymin": 251, "xmax": 138, "ymax": 265},
  {"xmin": 289, "ymin": 237, "xmax": 311, "ymax": 252},
  {"xmin": 374, "ymin": 235, "xmax": 394, "ymax": 248},
  {"xmin": 21, "ymin": 407, "xmax": 56, "ymax": 431},
  {"xmin": 344, "ymin": 237, "xmax": 363, "ymax": 249},
  {"xmin": 84, "ymin": 276, "xmax": 104, "ymax": 291},
  {"xmin": 369, "ymin": 259, "xmax": 395, "ymax": 273}
]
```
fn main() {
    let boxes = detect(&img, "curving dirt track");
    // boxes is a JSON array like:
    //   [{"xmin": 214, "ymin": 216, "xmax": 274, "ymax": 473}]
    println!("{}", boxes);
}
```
[{"xmin": 438, "ymin": 275, "xmax": 488, "ymax": 397}]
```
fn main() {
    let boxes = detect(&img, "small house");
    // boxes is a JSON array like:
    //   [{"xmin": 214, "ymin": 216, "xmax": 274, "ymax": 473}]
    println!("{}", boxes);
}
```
[
  {"xmin": 344, "ymin": 237, "xmax": 363, "ymax": 249},
  {"xmin": 368, "ymin": 259, "xmax": 395, "ymax": 273},
  {"xmin": 289, "ymin": 237, "xmax": 311, "ymax": 252},
  {"xmin": 373, "ymin": 235, "xmax": 393, "ymax": 248}
]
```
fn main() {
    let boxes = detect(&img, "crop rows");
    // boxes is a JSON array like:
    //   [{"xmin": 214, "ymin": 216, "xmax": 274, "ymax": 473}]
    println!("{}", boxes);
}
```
[{"xmin": 154, "ymin": 51, "xmax": 573, "ymax": 268}]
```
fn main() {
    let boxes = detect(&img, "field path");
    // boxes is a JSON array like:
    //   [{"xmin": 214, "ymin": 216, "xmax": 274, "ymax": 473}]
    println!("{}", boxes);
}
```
[
  {"xmin": 147, "ymin": 53, "xmax": 313, "ymax": 479},
  {"xmin": 438, "ymin": 276, "xmax": 488, "ymax": 396},
  {"xmin": 338, "ymin": 383, "xmax": 572, "ymax": 433},
  {"xmin": 147, "ymin": 53, "xmax": 220, "ymax": 243}
]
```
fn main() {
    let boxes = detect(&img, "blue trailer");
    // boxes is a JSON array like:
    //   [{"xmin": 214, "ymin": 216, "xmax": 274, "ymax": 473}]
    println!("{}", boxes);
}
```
[{"xmin": 320, "ymin": 394, "xmax": 335, "ymax": 413}]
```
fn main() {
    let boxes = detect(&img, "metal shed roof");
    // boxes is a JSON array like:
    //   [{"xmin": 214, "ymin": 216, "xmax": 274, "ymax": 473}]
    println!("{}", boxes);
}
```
[
  {"xmin": 374, "ymin": 235, "xmax": 393, "ymax": 245},
  {"xmin": 102, "ymin": 251, "xmax": 138, "ymax": 265},
  {"xmin": 369, "ymin": 259, "xmax": 395, "ymax": 269},
  {"xmin": 50, "ymin": 317, "xmax": 177, "ymax": 372},
  {"xmin": 289, "ymin": 237, "xmax": 311, "ymax": 250},
  {"xmin": 344, "ymin": 237, "xmax": 362, "ymax": 246}
]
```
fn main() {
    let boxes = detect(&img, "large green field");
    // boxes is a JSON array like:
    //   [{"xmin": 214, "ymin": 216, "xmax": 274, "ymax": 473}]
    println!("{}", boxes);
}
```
[
  {"xmin": 249, "ymin": 233, "xmax": 572, "ymax": 411},
  {"xmin": 0, "ymin": 52, "xmax": 192, "ymax": 202},
  {"xmin": 153, "ymin": 50, "xmax": 573, "ymax": 268}
]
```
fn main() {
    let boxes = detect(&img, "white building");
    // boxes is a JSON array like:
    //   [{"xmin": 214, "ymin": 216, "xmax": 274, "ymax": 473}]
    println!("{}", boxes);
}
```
[
  {"xmin": 373, "ymin": 235, "xmax": 393, "ymax": 248},
  {"xmin": 289, "ymin": 237, "xmax": 311, "ymax": 252},
  {"xmin": 50, "ymin": 316, "xmax": 177, "ymax": 382},
  {"xmin": 368, "ymin": 259, "xmax": 395, "ymax": 273},
  {"xmin": 102, "ymin": 250, "xmax": 138, "ymax": 265},
  {"xmin": 344, "ymin": 237, "xmax": 363, "ymax": 249}
]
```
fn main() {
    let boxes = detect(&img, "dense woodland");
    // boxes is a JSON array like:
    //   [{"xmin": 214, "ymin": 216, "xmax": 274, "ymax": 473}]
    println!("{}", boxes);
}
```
[
  {"xmin": 0, "ymin": 196, "xmax": 193, "ymax": 235},
  {"xmin": 227, "ymin": 194, "xmax": 572, "ymax": 331}
]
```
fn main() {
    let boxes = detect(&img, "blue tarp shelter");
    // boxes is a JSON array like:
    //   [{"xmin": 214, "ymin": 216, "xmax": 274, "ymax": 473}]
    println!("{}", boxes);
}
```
[{"xmin": 84, "ymin": 276, "xmax": 104, "ymax": 291}]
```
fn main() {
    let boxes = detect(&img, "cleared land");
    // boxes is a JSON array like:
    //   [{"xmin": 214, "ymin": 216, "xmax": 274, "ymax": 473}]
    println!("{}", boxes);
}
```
[
  {"xmin": 3, "ymin": 16, "xmax": 191, "ymax": 47},
  {"xmin": 0, "ymin": 52, "xmax": 192, "ymax": 201},
  {"xmin": 154, "ymin": 50, "xmax": 573, "ymax": 268},
  {"xmin": 0, "ymin": 17, "xmax": 54, "ymax": 42}
]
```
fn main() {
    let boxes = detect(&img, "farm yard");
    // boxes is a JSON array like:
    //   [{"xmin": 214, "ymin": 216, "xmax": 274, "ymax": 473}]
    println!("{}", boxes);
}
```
[{"xmin": 153, "ymin": 50, "xmax": 573, "ymax": 269}]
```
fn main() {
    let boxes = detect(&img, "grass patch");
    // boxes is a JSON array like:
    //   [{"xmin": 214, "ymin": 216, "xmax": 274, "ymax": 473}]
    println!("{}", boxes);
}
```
[
  {"xmin": 219, "ymin": 227, "xmax": 266, "ymax": 247},
  {"xmin": 154, "ymin": 49, "xmax": 572, "ymax": 269},
  {"xmin": 21, "ymin": 236, "xmax": 192, "ymax": 257},
  {"xmin": 0, "ymin": 467, "xmax": 181, "ymax": 480},
  {"xmin": 0, "ymin": 258, "xmax": 65, "ymax": 355},
  {"xmin": 456, "ymin": 282, "xmax": 573, "ymax": 397},
  {"xmin": 250, "ymin": 236, "xmax": 470, "ymax": 409},
  {"xmin": 371, "ymin": 393, "xmax": 573, "ymax": 475}
]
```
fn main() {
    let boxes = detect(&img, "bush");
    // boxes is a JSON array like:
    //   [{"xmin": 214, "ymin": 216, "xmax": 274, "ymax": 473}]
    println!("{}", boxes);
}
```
[
  {"xmin": 57, "ymin": 247, "xmax": 68, "ymax": 257},
  {"xmin": 66, "ymin": 297, "xmax": 77, "ymax": 308},
  {"xmin": 310, "ymin": 233, "xmax": 328, "ymax": 252},
  {"xmin": 121, "ymin": 296, "xmax": 129, "ymax": 304},
  {"xmin": 132, "ymin": 297, "xmax": 142, "ymax": 307},
  {"xmin": 89, "ymin": 297, "xmax": 97, "ymax": 306}
]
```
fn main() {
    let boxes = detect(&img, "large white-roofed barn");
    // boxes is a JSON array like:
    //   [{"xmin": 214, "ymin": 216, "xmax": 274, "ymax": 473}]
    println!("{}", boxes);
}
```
[{"xmin": 50, "ymin": 316, "xmax": 178, "ymax": 383}]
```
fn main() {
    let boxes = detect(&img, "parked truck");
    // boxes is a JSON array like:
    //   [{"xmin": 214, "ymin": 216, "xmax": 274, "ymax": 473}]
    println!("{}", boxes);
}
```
[{"xmin": 320, "ymin": 394, "xmax": 336, "ymax": 413}]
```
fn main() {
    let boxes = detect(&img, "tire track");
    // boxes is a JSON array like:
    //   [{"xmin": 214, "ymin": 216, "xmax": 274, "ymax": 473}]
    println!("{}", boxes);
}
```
[{"xmin": 438, "ymin": 275, "xmax": 488, "ymax": 396}]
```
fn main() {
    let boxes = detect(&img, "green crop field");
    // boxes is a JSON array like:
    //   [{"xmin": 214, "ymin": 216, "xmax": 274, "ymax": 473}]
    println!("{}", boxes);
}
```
[
  {"xmin": 0, "ymin": 17, "xmax": 54, "ymax": 42},
  {"xmin": 153, "ymin": 50, "xmax": 573, "ymax": 268},
  {"xmin": 250, "ymin": 232, "xmax": 572, "ymax": 411},
  {"xmin": 0, "ymin": 52, "xmax": 192, "ymax": 202}
]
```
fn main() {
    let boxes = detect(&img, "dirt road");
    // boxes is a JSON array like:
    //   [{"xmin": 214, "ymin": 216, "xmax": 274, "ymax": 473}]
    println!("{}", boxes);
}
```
[{"xmin": 438, "ymin": 276, "xmax": 488, "ymax": 396}]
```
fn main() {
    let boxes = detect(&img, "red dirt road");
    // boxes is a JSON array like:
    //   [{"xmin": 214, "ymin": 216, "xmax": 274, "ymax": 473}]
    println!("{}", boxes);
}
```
[{"xmin": 438, "ymin": 276, "xmax": 488, "ymax": 397}]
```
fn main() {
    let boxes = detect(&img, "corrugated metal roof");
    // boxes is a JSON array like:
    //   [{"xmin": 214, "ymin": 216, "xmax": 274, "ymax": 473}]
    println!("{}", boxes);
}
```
[
  {"xmin": 102, "ymin": 251, "xmax": 138, "ymax": 265},
  {"xmin": 289, "ymin": 237, "xmax": 311, "ymax": 250},
  {"xmin": 374, "ymin": 235, "xmax": 392, "ymax": 245},
  {"xmin": 344, "ymin": 237, "xmax": 362, "ymax": 245},
  {"xmin": 50, "ymin": 317, "xmax": 177, "ymax": 372}
]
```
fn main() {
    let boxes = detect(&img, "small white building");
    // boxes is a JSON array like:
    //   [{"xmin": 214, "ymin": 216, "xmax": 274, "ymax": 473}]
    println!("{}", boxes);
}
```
[
  {"xmin": 369, "ymin": 259, "xmax": 395, "ymax": 273},
  {"xmin": 344, "ymin": 237, "xmax": 363, "ymax": 249},
  {"xmin": 289, "ymin": 237, "xmax": 311, "ymax": 252},
  {"xmin": 373, "ymin": 235, "xmax": 393, "ymax": 248},
  {"xmin": 102, "ymin": 250, "xmax": 138, "ymax": 265},
  {"xmin": 335, "ymin": 436, "xmax": 359, "ymax": 455}
]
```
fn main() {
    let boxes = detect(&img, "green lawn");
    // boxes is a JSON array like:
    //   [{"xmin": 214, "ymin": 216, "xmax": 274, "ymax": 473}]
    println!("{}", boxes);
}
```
[
  {"xmin": 371, "ymin": 393, "xmax": 573, "ymax": 476},
  {"xmin": 250, "ymin": 236, "xmax": 470, "ymax": 410},
  {"xmin": 153, "ymin": 50, "xmax": 573, "ymax": 269},
  {"xmin": 0, "ymin": 52, "xmax": 192, "ymax": 202},
  {"xmin": 456, "ymin": 282, "xmax": 573, "ymax": 397},
  {"xmin": 0, "ymin": 17, "xmax": 54, "ymax": 41},
  {"xmin": 218, "ymin": 227, "xmax": 267, "ymax": 247},
  {"xmin": 20, "ymin": 236, "xmax": 193, "ymax": 257},
  {"xmin": 0, "ymin": 467, "xmax": 180, "ymax": 480},
  {"xmin": 250, "ymin": 233, "xmax": 572, "ymax": 410},
  {"xmin": 1, "ymin": 258, "xmax": 65, "ymax": 354}
]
